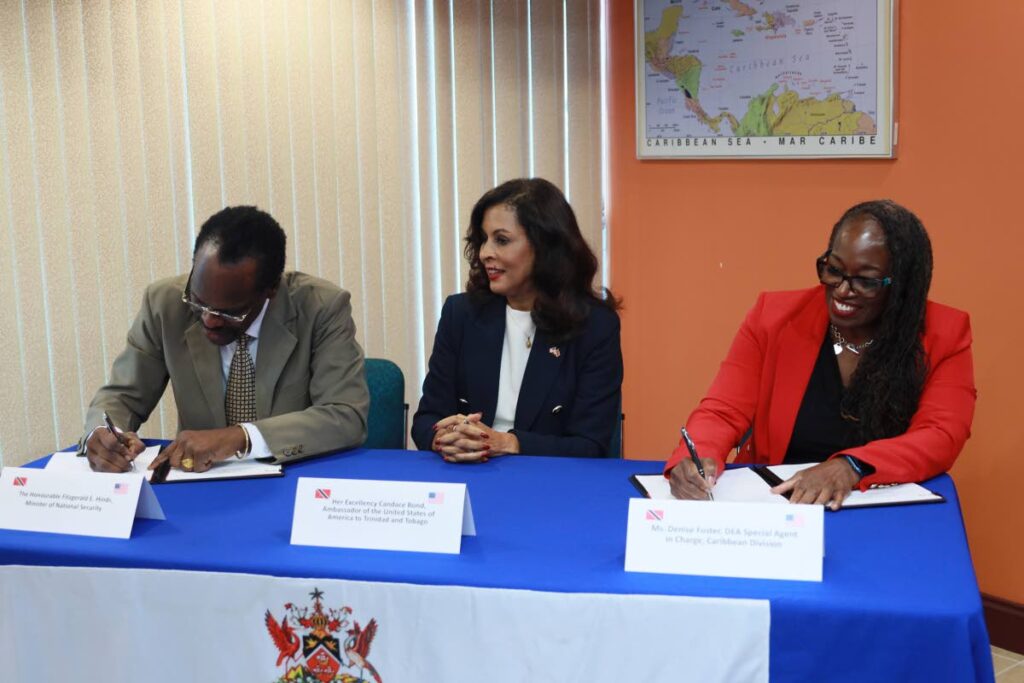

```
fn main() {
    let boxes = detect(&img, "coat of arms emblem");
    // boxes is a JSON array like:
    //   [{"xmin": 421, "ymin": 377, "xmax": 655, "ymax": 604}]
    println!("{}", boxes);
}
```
[{"xmin": 265, "ymin": 587, "xmax": 382, "ymax": 683}]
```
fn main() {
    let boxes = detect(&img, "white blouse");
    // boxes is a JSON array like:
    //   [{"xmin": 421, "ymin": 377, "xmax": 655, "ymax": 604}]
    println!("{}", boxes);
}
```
[{"xmin": 491, "ymin": 306, "xmax": 537, "ymax": 433}]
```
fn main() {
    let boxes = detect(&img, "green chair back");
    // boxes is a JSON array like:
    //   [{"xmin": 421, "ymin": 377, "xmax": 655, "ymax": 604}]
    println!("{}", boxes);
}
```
[{"xmin": 364, "ymin": 358, "xmax": 408, "ymax": 449}]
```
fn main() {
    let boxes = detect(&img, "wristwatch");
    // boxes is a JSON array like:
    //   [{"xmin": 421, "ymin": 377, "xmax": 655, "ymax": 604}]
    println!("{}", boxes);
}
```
[{"xmin": 840, "ymin": 454, "xmax": 875, "ymax": 479}]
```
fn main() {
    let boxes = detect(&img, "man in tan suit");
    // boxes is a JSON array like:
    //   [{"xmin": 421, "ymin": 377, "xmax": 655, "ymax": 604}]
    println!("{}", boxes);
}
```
[{"xmin": 82, "ymin": 206, "xmax": 369, "ymax": 473}]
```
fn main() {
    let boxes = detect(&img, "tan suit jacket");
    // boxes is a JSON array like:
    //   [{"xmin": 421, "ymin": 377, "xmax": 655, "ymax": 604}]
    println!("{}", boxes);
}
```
[{"xmin": 81, "ymin": 272, "xmax": 369, "ymax": 462}]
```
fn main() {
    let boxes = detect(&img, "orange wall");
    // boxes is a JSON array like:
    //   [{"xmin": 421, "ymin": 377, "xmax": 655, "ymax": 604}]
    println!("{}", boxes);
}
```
[{"xmin": 609, "ymin": 3, "xmax": 1024, "ymax": 603}]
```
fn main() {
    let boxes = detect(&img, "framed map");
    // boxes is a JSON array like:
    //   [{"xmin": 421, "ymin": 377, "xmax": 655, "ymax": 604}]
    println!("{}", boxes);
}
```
[{"xmin": 636, "ymin": 0, "xmax": 896, "ymax": 159}]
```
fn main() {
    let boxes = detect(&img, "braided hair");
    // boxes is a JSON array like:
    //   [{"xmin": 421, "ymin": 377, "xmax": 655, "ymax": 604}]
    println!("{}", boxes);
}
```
[{"xmin": 833, "ymin": 200, "xmax": 933, "ymax": 442}]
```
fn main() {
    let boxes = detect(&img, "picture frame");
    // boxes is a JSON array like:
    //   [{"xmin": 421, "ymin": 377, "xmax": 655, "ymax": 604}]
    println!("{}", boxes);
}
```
[{"xmin": 636, "ymin": 0, "xmax": 897, "ymax": 159}]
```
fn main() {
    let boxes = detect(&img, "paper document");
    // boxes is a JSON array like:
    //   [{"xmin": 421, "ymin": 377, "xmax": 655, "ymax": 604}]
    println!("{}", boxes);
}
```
[
  {"xmin": 633, "ymin": 463, "xmax": 944, "ymax": 509},
  {"xmin": 634, "ymin": 469, "xmax": 782, "ymax": 503},
  {"xmin": 47, "ymin": 447, "xmax": 282, "ymax": 483}
]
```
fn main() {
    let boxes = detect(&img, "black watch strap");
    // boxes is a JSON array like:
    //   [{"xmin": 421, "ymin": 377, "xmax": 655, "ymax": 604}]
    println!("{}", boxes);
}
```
[{"xmin": 841, "ymin": 454, "xmax": 876, "ymax": 478}]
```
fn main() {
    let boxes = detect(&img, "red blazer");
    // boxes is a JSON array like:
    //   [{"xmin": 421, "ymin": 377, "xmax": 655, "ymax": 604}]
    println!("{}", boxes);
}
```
[{"xmin": 666, "ymin": 286, "xmax": 976, "ymax": 488}]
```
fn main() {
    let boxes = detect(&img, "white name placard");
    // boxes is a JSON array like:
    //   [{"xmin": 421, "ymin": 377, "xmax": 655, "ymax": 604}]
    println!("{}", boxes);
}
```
[
  {"xmin": 290, "ymin": 478, "xmax": 476, "ymax": 554},
  {"xmin": 0, "ymin": 467, "xmax": 164, "ymax": 539},
  {"xmin": 625, "ymin": 498, "xmax": 824, "ymax": 582}
]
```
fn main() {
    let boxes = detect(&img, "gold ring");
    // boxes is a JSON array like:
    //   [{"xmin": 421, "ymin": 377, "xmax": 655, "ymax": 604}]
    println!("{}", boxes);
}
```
[{"xmin": 181, "ymin": 457, "xmax": 194, "ymax": 471}]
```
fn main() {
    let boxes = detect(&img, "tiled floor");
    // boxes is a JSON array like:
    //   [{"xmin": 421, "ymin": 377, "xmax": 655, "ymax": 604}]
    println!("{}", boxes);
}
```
[{"xmin": 994, "ymin": 646, "xmax": 1024, "ymax": 682}]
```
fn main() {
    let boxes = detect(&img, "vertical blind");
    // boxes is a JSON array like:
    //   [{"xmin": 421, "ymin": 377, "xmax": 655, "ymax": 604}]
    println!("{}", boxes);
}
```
[{"xmin": 0, "ymin": 0, "xmax": 604, "ymax": 467}]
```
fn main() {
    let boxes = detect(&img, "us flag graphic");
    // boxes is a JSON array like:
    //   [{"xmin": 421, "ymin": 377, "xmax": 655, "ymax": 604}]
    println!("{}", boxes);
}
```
[
  {"xmin": 114, "ymin": 482, "xmax": 130, "ymax": 495},
  {"xmin": 427, "ymin": 491, "xmax": 444, "ymax": 504}
]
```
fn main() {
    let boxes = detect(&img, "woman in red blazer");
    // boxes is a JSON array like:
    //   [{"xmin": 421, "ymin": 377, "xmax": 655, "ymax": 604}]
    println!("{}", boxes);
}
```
[{"xmin": 667, "ymin": 200, "xmax": 976, "ymax": 509}]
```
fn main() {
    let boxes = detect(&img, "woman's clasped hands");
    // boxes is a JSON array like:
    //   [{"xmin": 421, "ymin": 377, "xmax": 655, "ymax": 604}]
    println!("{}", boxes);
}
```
[{"xmin": 431, "ymin": 413, "xmax": 520, "ymax": 463}]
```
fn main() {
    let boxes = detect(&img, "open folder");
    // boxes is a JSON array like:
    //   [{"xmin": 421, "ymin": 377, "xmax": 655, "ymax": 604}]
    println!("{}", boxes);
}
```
[
  {"xmin": 632, "ymin": 463, "xmax": 945, "ymax": 509},
  {"xmin": 48, "ymin": 446, "xmax": 283, "ymax": 484}
]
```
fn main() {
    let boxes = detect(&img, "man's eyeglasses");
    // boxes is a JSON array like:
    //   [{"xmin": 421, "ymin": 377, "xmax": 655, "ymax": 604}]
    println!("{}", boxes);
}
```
[
  {"xmin": 180, "ymin": 270, "xmax": 253, "ymax": 323},
  {"xmin": 816, "ymin": 253, "xmax": 892, "ymax": 298}
]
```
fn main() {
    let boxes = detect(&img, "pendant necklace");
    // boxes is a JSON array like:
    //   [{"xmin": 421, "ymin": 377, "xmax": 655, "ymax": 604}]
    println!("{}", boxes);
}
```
[
  {"xmin": 507, "ymin": 311, "xmax": 534, "ymax": 349},
  {"xmin": 830, "ymin": 324, "xmax": 874, "ymax": 356}
]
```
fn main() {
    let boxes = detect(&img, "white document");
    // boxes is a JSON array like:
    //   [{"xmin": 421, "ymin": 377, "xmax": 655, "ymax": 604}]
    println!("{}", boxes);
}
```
[
  {"xmin": 635, "ymin": 463, "xmax": 944, "ymax": 508},
  {"xmin": 768, "ymin": 464, "xmax": 945, "ymax": 507},
  {"xmin": 635, "ymin": 469, "xmax": 783, "ymax": 504},
  {"xmin": 291, "ymin": 478, "xmax": 476, "ymax": 554},
  {"xmin": 0, "ymin": 466, "xmax": 164, "ymax": 539},
  {"xmin": 46, "ymin": 447, "xmax": 282, "ymax": 483},
  {"xmin": 625, "ymin": 497, "xmax": 824, "ymax": 582}
]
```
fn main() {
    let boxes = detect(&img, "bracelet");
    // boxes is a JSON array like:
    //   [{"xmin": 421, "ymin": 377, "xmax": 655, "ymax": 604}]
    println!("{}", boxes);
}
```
[
  {"xmin": 79, "ymin": 425, "xmax": 106, "ymax": 456},
  {"xmin": 234, "ymin": 425, "xmax": 251, "ymax": 459}
]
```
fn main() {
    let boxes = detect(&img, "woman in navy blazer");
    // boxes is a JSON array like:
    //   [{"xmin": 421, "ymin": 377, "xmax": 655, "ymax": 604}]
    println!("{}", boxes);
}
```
[{"xmin": 412, "ymin": 178, "xmax": 622, "ymax": 460}]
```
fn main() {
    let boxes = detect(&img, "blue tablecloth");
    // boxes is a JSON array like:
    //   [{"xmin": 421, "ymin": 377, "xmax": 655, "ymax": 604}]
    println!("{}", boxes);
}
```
[{"xmin": 2, "ymin": 447, "xmax": 993, "ymax": 682}]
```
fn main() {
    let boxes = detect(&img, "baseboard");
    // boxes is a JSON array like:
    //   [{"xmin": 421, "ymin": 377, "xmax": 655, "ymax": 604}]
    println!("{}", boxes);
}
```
[{"xmin": 984, "ymin": 593, "xmax": 1024, "ymax": 654}]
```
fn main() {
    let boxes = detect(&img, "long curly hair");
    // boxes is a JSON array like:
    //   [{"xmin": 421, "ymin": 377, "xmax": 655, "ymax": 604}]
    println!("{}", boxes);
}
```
[
  {"xmin": 832, "ymin": 200, "xmax": 933, "ymax": 442},
  {"xmin": 464, "ymin": 178, "xmax": 619, "ymax": 343}
]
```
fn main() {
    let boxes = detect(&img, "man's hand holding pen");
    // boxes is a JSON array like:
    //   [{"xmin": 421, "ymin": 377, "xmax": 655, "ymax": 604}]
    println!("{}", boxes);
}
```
[{"xmin": 85, "ymin": 424, "xmax": 145, "ymax": 473}]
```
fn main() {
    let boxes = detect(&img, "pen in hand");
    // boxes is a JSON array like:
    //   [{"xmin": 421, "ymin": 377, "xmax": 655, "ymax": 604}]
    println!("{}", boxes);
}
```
[
  {"xmin": 680, "ymin": 427, "xmax": 714, "ymax": 501},
  {"xmin": 103, "ymin": 411, "xmax": 136, "ymax": 472}
]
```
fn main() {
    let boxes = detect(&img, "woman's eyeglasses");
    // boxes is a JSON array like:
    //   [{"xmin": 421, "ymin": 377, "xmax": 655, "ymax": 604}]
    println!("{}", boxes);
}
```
[{"xmin": 816, "ymin": 254, "xmax": 892, "ymax": 297}]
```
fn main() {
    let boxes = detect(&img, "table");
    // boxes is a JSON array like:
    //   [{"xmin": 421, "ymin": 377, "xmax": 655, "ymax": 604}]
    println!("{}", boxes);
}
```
[{"xmin": 0, "ymin": 448, "xmax": 994, "ymax": 682}]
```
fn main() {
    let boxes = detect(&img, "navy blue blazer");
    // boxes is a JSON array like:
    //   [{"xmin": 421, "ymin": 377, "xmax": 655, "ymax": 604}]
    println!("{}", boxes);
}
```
[{"xmin": 412, "ymin": 293, "xmax": 623, "ymax": 457}]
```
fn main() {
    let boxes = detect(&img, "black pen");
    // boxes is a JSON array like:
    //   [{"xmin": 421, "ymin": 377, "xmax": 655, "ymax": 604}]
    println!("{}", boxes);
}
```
[
  {"xmin": 680, "ymin": 427, "xmax": 713, "ymax": 501},
  {"xmin": 103, "ymin": 411, "xmax": 136, "ymax": 472}
]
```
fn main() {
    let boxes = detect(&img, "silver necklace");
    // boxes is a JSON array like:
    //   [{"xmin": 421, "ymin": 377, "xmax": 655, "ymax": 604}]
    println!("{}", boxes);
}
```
[{"xmin": 830, "ymin": 324, "xmax": 874, "ymax": 356}]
